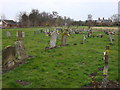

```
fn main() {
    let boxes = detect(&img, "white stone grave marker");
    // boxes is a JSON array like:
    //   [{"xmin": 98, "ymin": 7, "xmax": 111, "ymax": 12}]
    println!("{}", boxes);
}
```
[
  {"xmin": 6, "ymin": 32, "xmax": 11, "ymax": 37},
  {"xmin": 49, "ymin": 31, "xmax": 58, "ymax": 48}
]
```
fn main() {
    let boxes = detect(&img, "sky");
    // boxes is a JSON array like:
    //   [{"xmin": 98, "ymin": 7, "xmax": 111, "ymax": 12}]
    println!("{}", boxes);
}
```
[{"xmin": 0, "ymin": 0, "xmax": 119, "ymax": 21}]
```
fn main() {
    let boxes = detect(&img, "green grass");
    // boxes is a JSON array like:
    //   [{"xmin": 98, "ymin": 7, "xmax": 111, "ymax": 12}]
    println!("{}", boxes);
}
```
[{"xmin": 2, "ymin": 27, "xmax": 118, "ymax": 88}]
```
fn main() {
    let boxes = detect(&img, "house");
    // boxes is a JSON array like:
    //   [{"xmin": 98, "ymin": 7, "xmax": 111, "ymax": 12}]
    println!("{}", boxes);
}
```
[
  {"xmin": 95, "ymin": 18, "xmax": 112, "ymax": 26},
  {"xmin": 0, "ymin": 20, "xmax": 19, "ymax": 28}
]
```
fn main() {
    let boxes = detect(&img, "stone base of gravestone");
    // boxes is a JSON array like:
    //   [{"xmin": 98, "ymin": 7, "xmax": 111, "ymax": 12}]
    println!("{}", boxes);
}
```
[
  {"xmin": 2, "ymin": 40, "xmax": 28, "ymax": 71},
  {"xmin": 60, "ymin": 43, "xmax": 69, "ymax": 46}
]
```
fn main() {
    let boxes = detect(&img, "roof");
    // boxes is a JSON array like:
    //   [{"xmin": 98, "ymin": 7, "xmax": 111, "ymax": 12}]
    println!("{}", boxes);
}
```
[{"xmin": 0, "ymin": 20, "xmax": 17, "ymax": 25}]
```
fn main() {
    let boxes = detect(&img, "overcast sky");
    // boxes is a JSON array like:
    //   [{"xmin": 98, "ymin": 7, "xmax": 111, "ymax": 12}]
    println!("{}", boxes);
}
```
[{"xmin": 0, "ymin": 0, "xmax": 119, "ymax": 21}]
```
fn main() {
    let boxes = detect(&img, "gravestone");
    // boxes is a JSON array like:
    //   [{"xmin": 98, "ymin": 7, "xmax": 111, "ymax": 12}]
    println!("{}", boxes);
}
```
[
  {"xmin": 61, "ymin": 32, "xmax": 69, "ymax": 46},
  {"xmin": 22, "ymin": 32, "xmax": 25, "ymax": 38},
  {"xmin": 87, "ymin": 30, "xmax": 92, "ymax": 37},
  {"xmin": 6, "ymin": 32, "xmax": 11, "ymax": 37},
  {"xmin": 2, "ymin": 46, "xmax": 16, "ymax": 69},
  {"xmin": 14, "ymin": 40, "xmax": 27, "ymax": 61},
  {"xmin": 16, "ymin": 32, "xmax": 18, "ymax": 37},
  {"xmin": 49, "ymin": 31, "xmax": 58, "ymax": 48},
  {"xmin": 83, "ymin": 35, "xmax": 86, "ymax": 43},
  {"xmin": 109, "ymin": 34, "xmax": 114, "ymax": 45},
  {"xmin": 34, "ymin": 30, "xmax": 36, "ymax": 35},
  {"xmin": 56, "ymin": 30, "xmax": 60, "ymax": 40}
]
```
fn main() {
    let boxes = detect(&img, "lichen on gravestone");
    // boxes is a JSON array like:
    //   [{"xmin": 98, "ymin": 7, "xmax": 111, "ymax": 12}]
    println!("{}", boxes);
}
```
[
  {"xmin": 61, "ymin": 31, "xmax": 69, "ymax": 46},
  {"xmin": 2, "ymin": 46, "xmax": 16, "ymax": 69}
]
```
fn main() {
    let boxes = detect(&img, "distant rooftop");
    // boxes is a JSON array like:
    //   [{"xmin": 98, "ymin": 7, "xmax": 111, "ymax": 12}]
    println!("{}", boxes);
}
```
[{"xmin": 0, "ymin": 20, "xmax": 17, "ymax": 24}]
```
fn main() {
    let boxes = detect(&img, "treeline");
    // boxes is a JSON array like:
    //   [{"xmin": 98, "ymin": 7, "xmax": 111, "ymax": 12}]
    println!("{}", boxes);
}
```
[
  {"xmin": 18, "ymin": 9, "xmax": 74, "ymax": 27},
  {"xmin": 18, "ymin": 9, "xmax": 120, "ymax": 27}
]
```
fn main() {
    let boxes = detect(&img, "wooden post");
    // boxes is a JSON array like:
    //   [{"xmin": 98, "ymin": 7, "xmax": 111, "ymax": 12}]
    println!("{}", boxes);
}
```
[
  {"xmin": 18, "ymin": 31, "xmax": 22, "ymax": 40},
  {"xmin": 102, "ymin": 45, "xmax": 110, "ymax": 88}
]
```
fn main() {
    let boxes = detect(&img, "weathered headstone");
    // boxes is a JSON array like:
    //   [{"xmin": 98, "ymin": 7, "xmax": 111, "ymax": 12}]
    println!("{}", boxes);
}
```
[
  {"xmin": 2, "ymin": 40, "xmax": 28, "ymax": 70},
  {"xmin": 6, "ymin": 32, "xmax": 11, "ymax": 37},
  {"xmin": 87, "ymin": 30, "xmax": 92, "ymax": 37},
  {"xmin": 83, "ymin": 35, "xmax": 86, "ymax": 43},
  {"xmin": 22, "ymin": 32, "xmax": 25, "ymax": 38},
  {"xmin": 61, "ymin": 32, "xmax": 69, "ymax": 46},
  {"xmin": 16, "ymin": 32, "xmax": 18, "ymax": 37},
  {"xmin": 49, "ymin": 31, "xmax": 58, "ymax": 48},
  {"xmin": 14, "ymin": 40, "xmax": 27, "ymax": 61},
  {"xmin": 2, "ymin": 46, "xmax": 16, "ymax": 69},
  {"xmin": 109, "ymin": 34, "xmax": 114, "ymax": 45}
]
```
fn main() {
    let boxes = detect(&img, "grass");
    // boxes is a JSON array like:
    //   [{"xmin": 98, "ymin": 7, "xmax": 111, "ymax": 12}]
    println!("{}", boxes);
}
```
[{"xmin": 2, "ymin": 27, "xmax": 118, "ymax": 88}]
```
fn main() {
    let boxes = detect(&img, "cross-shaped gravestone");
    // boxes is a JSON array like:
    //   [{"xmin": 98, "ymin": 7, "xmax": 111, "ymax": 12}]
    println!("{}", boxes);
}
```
[{"xmin": 49, "ymin": 31, "xmax": 58, "ymax": 48}]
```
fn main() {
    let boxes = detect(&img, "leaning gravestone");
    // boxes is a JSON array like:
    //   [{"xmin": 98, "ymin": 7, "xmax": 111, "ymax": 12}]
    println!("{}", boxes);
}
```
[
  {"xmin": 2, "ymin": 46, "xmax": 16, "ymax": 69},
  {"xmin": 61, "ymin": 32, "xmax": 69, "ymax": 46},
  {"xmin": 49, "ymin": 31, "xmax": 58, "ymax": 48}
]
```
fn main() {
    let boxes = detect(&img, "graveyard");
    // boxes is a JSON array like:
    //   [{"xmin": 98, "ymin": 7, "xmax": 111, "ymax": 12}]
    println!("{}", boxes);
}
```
[{"xmin": 2, "ymin": 26, "xmax": 119, "ymax": 88}]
